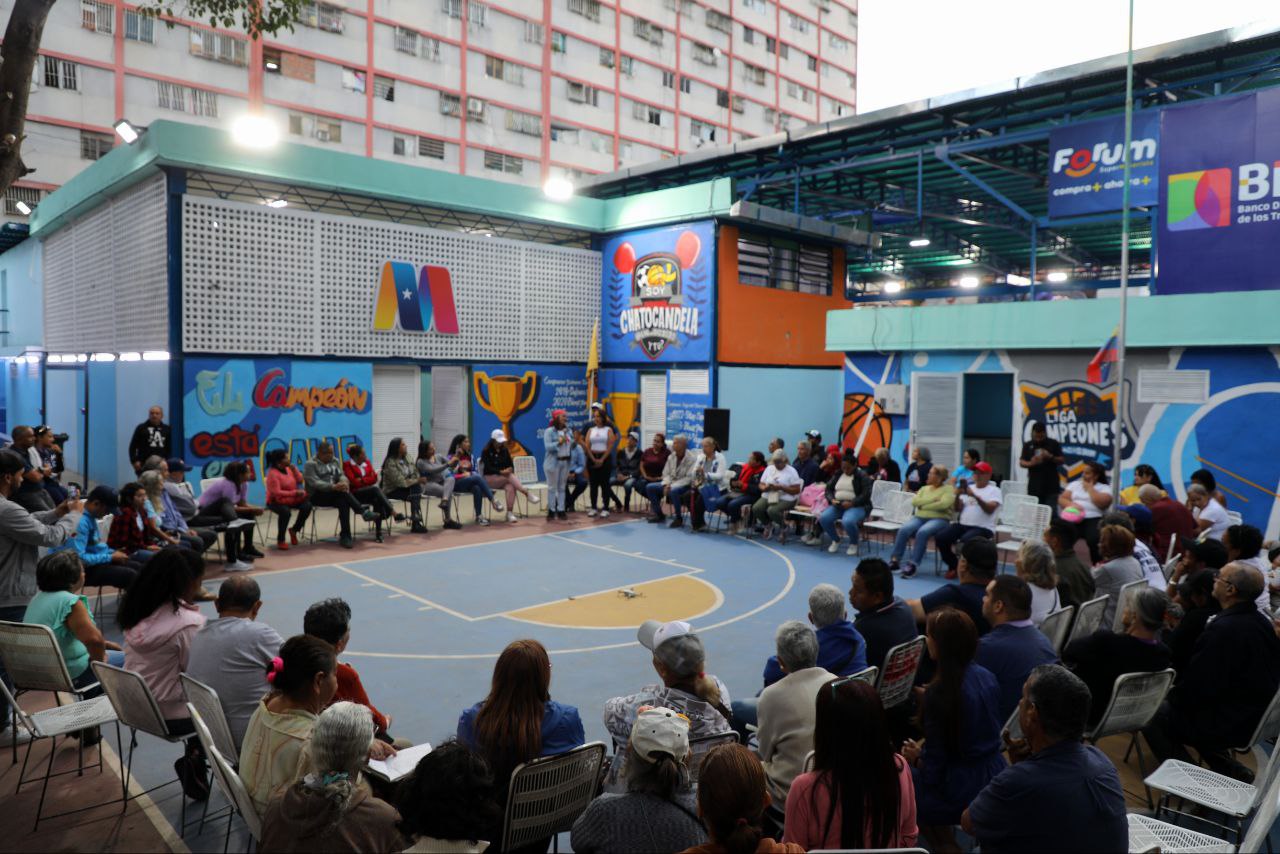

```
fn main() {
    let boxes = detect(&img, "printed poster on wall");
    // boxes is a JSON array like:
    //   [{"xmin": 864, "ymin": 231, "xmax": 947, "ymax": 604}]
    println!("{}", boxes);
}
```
[
  {"xmin": 183, "ymin": 358, "xmax": 373, "ymax": 504},
  {"xmin": 601, "ymin": 221, "xmax": 715, "ymax": 364},
  {"xmin": 1157, "ymin": 90, "xmax": 1280, "ymax": 295},
  {"xmin": 470, "ymin": 363, "xmax": 588, "ymax": 480},
  {"xmin": 1047, "ymin": 112, "xmax": 1159, "ymax": 217}
]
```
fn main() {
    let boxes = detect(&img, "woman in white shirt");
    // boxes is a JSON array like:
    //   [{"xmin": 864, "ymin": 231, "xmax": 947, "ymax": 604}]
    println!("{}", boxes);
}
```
[
  {"xmin": 688, "ymin": 437, "xmax": 731, "ymax": 532},
  {"xmin": 751, "ymin": 450, "xmax": 803, "ymax": 543},
  {"xmin": 1016, "ymin": 540, "xmax": 1061, "ymax": 626},
  {"xmin": 582, "ymin": 407, "xmax": 620, "ymax": 518},
  {"xmin": 1058, "ymin": 461, "xmax": 1113, "ymax": 562}
]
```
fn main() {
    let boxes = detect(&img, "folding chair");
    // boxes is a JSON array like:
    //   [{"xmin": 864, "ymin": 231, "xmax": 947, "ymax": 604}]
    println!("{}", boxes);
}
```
[
  {"xmin": 1113, "ymin": 578, "xmax": 1149, "ymax": 633},
  {"xmin": 847, "ymin": 665, "xmax": 879, "ymax": 684},
  {"xmin": 1124, "ymin": 813, "xmax": 1234, "ymax": 854},
  {"xmin": 1037, "ymin": 605, "xmax": 1075, "ymax": 655},
  {"xmin": 1001, "ymin": 478, "xmax": 1029, "ymax": 499},
  {"xmin": 500, "ymin": 741, "xmax": 606, "ymax": 853},
  {"xmin": 1085, "ymin": 668, "xmax": 1175, "ymax": 807},
  {"xmin": 867, "ymin": 479, "xmax": 901, "ymax": 520},
  {"xmin": 688, "ymin": 730, "xmax": 739, "ymax": 782},
  {"xmin": 1064, "ymin": 594, "xmax": 1109, "ymax": 646},
  {"xmin": 512, "ymin": 455, "xmax": 546, "ymax": 517},
  {"xmin": 875, "ymin": 636, "xmax": 926, "ymax": 710},
  {"xmin": 996, "ymin": 503, "xmax": 1051, "ymax": 570},
  {"xmin": 91, "ymin": 661, "xmax": 197, "ymax": 831},
  {"xmin": 181, "ymin": 674, "xmax": 240, "ymax": 832},
  {"xmin": 189, "ymin": 705, "xmax": 263, "ymax": 854},
  {"xmin": 862, "ymin": 491, "xmax": 912, "ymax": 554},
  {"xmin": 994, "ymin": 492, "xmax": 1036, "ymax": 537}
]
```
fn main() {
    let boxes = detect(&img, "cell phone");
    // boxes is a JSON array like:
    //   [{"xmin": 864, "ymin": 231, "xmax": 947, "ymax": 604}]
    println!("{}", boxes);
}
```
[
  {"xmin": 67, "ymin": 485, "xmax": 80, "ymax": 499},
  {"xmin": 957, "ymin": 478, "xmax": 969, "ymax": 490}
]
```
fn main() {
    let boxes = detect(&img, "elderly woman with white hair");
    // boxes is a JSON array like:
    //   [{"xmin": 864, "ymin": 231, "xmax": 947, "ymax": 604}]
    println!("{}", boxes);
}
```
[
  {"xmin": 259, "ymin": 701, "xmax": 404, "ymax": 853},
  {"xmin": 750, "ymin": 450, "xmax": 803, "ymax": 542},
  {"xmin": 757, "ymin": 621, "xmax": 835, "ymax": 804},
  {"xmin": 1016, "ymin": 540, "xmax": 1061, "ymax": 626}
]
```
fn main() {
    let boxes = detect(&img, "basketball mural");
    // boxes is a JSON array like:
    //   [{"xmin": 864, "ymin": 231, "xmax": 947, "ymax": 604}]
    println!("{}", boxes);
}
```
[{"xmin": 840, "ymin": 393, "xmax": 893, "ymax": 465}]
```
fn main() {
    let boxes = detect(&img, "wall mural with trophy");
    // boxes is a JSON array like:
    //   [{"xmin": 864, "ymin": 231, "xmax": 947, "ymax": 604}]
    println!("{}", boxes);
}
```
[
  {"xmin": 471, "ymin": 363, "xmax": 589, "ymax": 479},
  {"xmin": 601, "ymin": 221, "xmax": 715, "ymax": 364}
]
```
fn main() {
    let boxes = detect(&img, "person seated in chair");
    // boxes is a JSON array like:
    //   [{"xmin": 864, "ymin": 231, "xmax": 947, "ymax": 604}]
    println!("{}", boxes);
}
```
[
  {"xmin": 975, "ymin": 575, "xmax": 1058, "ymax": 720},
  {"xmin": 58, "ymin": 485, "xmax": 141, "ymax": 588},
  {"xmin": 756, "ymin": 621, "xmax": 835, "ymax": 805},
  {"xmin": 613, "ymin": 430, "xmax": 643, "ymax": 513},
  {"xmin": 304, "ymin": 442, "xmax": 377, "ymax": 549},
  {"xmin": 909, "ymin": 538, "xmax": 998, "ymax": 635},
  {"xmin": 107, "ymin": 482, "xmax": 165, "ymax": 567},
  {"xmin": 380, "ymin": 438, "xmax": 429, "ymax": 533},
  {"xmin": 265, "ymin": 449, "xmax": 312, "ymax": 549},
  {"xmin": 479, "ymin": 429, "xmax": 536, "ymax": 523},
  {"xmin": 23, "ymin": 551, "xmax": 125, "ymax": 698},
  {"xmin": 688, "ymin": 437, "xmax": 731, "ymax": 532},
  {"xmin": 645, "ymin": 436, "xmax": 695, "ymax": 526},
  {"xmin": 810, "ymin": 453, "xmax": 874, "ymax": 555},
  {"xmin": 415, "ymin": 440, "xmax": 463, "ymax": 530},
  {"xmin": 343, "ymin": 445, "xmax": 394, "ymax": 542},
  {"xmin": 192, "ymin": 461, "xmax": 265, "ymax": 569},
  {"xmin": 934, "ymin": 462, "xmax": 1001, "ymax": 580},
  {"xmin": 850, "ymin": 559, "xmax": 919, "ymax": 673}
]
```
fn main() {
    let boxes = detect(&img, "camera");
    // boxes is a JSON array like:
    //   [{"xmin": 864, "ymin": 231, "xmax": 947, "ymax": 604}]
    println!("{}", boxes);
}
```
[{"xmin": 53, "ymin": 432, "xmax": 69, "ymax": 446}]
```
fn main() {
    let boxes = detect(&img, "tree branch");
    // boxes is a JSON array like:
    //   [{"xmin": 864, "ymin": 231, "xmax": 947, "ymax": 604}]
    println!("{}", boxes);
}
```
[{"xmin": 0, "ymin": 0, "xmax": 56, "ymax": 200}]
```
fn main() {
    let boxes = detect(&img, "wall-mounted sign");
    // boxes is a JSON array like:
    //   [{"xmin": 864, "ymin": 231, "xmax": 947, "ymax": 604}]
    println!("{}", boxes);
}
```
[
  {"xmin": 1047, "ymin": 112, "xmax": 1160, "ymax": 217},
  {"xmin": 372, "ymin": 261, "xmax": 461, "ymax": 333}
]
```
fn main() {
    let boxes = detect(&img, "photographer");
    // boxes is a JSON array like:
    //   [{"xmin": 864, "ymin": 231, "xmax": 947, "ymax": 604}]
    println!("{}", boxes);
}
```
[{"xmin": 35, "ymin": 426, "xmax": 69, "ymax": 504}]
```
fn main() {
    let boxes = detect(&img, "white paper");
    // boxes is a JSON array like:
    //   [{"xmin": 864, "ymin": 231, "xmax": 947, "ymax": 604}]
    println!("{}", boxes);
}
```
[{"xmin": 365, "ymin": 742, "xmax": 432, "ymax": 782}]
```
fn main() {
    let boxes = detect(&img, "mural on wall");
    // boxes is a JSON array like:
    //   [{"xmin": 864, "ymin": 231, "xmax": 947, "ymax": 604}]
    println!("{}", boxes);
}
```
[
  {"xmin": 601, "ymin": 221, "xmax": 715, "ymax": 363},
  {"xmin": 599, "ymin": 368, "xmax": 711, "ymax": 444},
  {"xmin": 840, "ymin": 393, "xmax": 894, "ymax": 466},
  {"xmin": 470, "ymin": 363, "xmax": 588, "ymax": 479},
  {"xmin": 183, "ymin": 358, "xmax": 373, "ymax": 504},
  {"xmin": 844, "ymin": 347, "xmax": 1280, "ymax": 532}
]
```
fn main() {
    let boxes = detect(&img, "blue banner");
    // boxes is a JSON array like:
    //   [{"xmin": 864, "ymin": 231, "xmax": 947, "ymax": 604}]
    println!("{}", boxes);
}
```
[
  {"xmin": 601, "ymin": 221, "xmax": 715, "ymax": 364},
  {"xmin": 182, "ymin": 358, "xmax": 373, "ymax": 504},
  {"xmin": 1156, "ymin": 91, "xmax": 1280, "ymax": 295},
  {"xmin": 1047, "ymin": 112, "xmax": 1160, "ymax": 217}
]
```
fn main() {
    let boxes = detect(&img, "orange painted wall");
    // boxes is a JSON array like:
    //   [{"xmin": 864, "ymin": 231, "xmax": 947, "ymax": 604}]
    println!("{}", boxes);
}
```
[{"xmin": 716, "ymin": 224, "xmax": 848, "ymax": 367}]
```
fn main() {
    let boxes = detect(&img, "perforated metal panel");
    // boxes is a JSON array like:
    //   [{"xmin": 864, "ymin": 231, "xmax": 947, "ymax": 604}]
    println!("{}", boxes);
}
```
[
  {"xmin": 43, "ymin": 174, "xmax": 168, "ymax": 352},
  {"xmin": 181, "ymin": 196, "xmax": 601, "ymax": 361}
]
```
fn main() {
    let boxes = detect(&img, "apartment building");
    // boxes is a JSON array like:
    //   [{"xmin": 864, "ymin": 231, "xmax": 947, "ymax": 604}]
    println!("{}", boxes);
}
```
[{"xmin": 8, "ymin": 0, "xmax": 856, "ymax": 221}]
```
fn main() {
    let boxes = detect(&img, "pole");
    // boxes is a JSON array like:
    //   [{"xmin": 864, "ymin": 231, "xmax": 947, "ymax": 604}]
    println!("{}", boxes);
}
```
[{"xmin": 1112, "ymin": 0, "xmax": 1135, "ymax": 490}]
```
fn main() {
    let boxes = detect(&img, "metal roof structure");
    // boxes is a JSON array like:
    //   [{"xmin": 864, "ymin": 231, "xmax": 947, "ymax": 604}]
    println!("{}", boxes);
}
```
[{"xmin": 580, "ymin": 20, "xmax": 1280, "ymax": 301}]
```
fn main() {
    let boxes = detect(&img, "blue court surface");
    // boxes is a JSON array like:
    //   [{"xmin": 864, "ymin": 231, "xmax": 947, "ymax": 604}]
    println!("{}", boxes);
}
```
[{"xmin": 113, "ymin": 520, "xmax": 958, "ymax": 850}]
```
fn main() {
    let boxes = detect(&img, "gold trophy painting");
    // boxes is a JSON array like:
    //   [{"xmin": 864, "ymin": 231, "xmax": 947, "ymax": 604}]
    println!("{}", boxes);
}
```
[
  {"xmin": 474, "ymin": 370, "xmax": 538, "ymax": 457},
  {"xmin": 606, "ymin": 392, "xmax": 640, "ymax": 438}
]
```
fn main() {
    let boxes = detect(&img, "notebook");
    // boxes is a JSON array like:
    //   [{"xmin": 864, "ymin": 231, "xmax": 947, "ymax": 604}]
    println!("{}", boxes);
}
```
[{"xmin": 365, "ymin": 742, "xmax": 433, "ymax": 783}]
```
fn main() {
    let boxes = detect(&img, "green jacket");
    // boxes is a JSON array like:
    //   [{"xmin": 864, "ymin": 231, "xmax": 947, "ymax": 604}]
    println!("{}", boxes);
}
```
[
  {"xmin": 381, "ymin": 457, "xmax": 417, "ymax": 492},
  {"xmin": 912, "ymin": 483, "xmax": 955, "ymax": 519}
]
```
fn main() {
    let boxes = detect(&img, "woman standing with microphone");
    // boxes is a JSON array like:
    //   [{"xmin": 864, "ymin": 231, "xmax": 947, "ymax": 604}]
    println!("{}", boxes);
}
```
[{"xmin": 543, "ymin": 410, "xmax": 572, "ymax": 521}]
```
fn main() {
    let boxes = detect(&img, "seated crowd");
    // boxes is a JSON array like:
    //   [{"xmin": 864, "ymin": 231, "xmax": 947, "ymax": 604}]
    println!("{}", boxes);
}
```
[{"xmin": 2, "ymin": 408, "xmax": 1280, "ymax": 854}]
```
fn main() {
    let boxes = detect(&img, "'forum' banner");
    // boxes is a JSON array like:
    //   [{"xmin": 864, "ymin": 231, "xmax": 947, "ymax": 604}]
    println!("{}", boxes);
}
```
[{"xmin": 1048, "ymin": 112, "xmax": 1159, "ymax": 217}]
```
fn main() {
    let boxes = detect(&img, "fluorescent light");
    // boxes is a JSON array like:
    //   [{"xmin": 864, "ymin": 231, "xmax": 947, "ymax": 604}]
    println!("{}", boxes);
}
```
[
  {"xmin": 119, "ymin": 352, "xmax": 142, "ymax": 362},
  {"xmin": 1006, "ymin": 274, "xmax": 1031, "ymax": 286},
  {"xmin": 231, "ymin": 114, "xmax": 280, "ymax": 149},
  {"xmin": 265, "ymin": 198, "xmax": 288, "ymax": 209},
  {"xmin": 75, "ymin": 354, "xmax": 88, "ymax": 363},
  {"xmin": 908, "ymin": 237, "xmax": 930, "ymax": 248},
  {"xmin": 14, "ymin": 201, "xmax": 31, "ymax": 216},
  {"xmin": 113, "ymin": 119, "xmax": 139, "ymax": 144},
  {"xmin": 90, "ymin": 353, "xmax": 117, "ymax": 362},
  {"xmin": 1046, "ymin": 271, "xmax": 1069, "ymax": 283},
  {"xmin": 957, "ymin": 276, "xmax": 980, "ymax": 289},
  {"xmin": 543, "ymin": 176, "xmax": 575, "ymax": 201},
  {"xmin": 883, "ymin": 280, "xmax": 903, "ymax": 294},
  {"xmin": 46, "ymin": 354, "xmax": 63, "ymax": 364},
  {"xmin": 142, "ymin": 350, "xmax": 171, "ymax": 361},
  {"xmin": 265, "ymin": 60, "xmax": 280, "ymax": 70}
]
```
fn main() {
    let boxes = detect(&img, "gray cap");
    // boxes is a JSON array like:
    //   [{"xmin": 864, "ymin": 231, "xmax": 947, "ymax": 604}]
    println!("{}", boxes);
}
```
[{"xmin": 638, "ymin": 619, "xmax": 705, "ymax": 677}]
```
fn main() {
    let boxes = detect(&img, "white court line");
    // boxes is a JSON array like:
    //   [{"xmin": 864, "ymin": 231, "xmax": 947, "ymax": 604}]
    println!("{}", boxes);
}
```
[
  {"xmin": 332, "ymin": 563, "xmax": 479, "ymax": 622},
  {"xmin": 471, "ymin": 569, "xmax": 704, "ymax": 621},
  {"xmin": 548, "ymin": 533, "xmax": 706, "ymax": 573}
]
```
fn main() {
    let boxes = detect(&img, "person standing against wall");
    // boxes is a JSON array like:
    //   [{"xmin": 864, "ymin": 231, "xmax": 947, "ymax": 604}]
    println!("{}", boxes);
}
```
[
  {"xmin": 583, "ymin": 408, "xmax": 619, "ymax": 518},
  {"xmin": 1019, "ymin": 422, "xmax": 1065, "ymax": 508},
  {"xmin": 129, "ymin": 406, "xmax": 172, "ymax": 475},
  {"xmin": 543, "ymin": 410, "xmax": 572, "ymax": 521}
]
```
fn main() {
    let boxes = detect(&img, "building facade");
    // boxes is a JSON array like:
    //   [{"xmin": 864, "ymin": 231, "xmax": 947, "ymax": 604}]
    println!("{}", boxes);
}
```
[{"xmin": 8, "ymin": 0, "xmax": 858, "ymax": 224}]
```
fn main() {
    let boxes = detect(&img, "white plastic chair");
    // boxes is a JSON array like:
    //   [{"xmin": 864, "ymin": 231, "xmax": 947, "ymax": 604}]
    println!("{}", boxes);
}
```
[
  {"xmin": 500, "ymin": 741, "xmax": 606, "ymax": 852},
  {"xmin": 0, "ymin": 620, "xmax": 103, "ymax": 761},
  {"xmin": 996, "ymin": 503, "xmax": 1052, "ymax": 569},
  {"xmin": 1038, "ymin": 605, "xmax": 1075, "ymax": 655},
  {"xmin": 1112, "ymin": 579, "xmax": 1149, "ymax": 633},
  {"xmin": 863, "ymin": 490, "xmax": 913, "ymax": 551},
  {"xmin": 867, "ymin": 479, "xmax": 901, "ymax": 519},
  {"xmin": 994, "ymin": 492, "xmax": 1036, "ymax": 536},
  {"xmin": 189, "ymin": 704, "xmax": 262, "ymax": 853},
  {"xmin": 1086, "ymin": 668, "xmax": 1175, "ymax": 807},
  {"xmin": 1226, "ymin": 510, "xmax": 1243, "ymax": 526},
  {"xmin": 512, "ymin": 455, "xmax": 546, "ymax": 517},
  {"xmin": 1125, "ymin": 813, "xmax": 1234, "ymax": 853},
  {"xmin": 875, "ymin": 636, "xmax": 926, "ymax": 710},
  {"xmin": 1065, "ymin": 594, "xmax": 1109, "ymax": 646},
  {"xmin": 1001, "ymin": 478, "xmax": 1029, "ymax": 498}
]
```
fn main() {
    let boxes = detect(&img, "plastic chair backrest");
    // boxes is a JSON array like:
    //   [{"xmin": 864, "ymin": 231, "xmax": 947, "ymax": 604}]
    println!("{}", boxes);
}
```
[
  {"xmin": 180, "ymin": 673, "xmax": 238, "ymax": 758},
  {"xmin": 1001, "ymin": 479, "xmax": 1029, "ymax": 498},
  {"xmin": 0, "ymin": 621, "xmax": 78, "ymax": 694},
  {"xmin": 501, "ymin": 741, "xmax": 606, "ymax": 852},
  {"xmin": 1020, "ymin": 503, "xmax": 1052, "ymax": 539},
  {"xmin": 1000, "ymin": 492, "xmax": 1035, "ymax": 526},
  {"xmin": 870, "ymin": 480, "xmax": 900, "ymax": 511},
  {"xmin": 847, "ymin": 666, "xmax": 878, "ymax": 685},
  {"xmin": 1066, "ymin": 595, "xmax": 1109, "ymax": 646},
  {"xmin": 513, "ymin": 455, "xmax": 539, "ymax": 484},
  {"xmin": 883, "ymin": 490, "xmax": 913, "ymax": 524},
  {"xmin": 688, "ymin": 730, "xmax": 739, "ymax": 782},
  {"xmin": 1239, "ymin": 683, "xmax": 1280, "ymax": 753},
  {"xmin": 802, "ymin": 750, "xmax": 815, "ymax": 773},
  {"xmin": 876, "ymin": 636, "xmax": 926, "ymax": 709},
  {"xmin": 90, "ymin": 661, "xmax": 171, "ymax": 739},
  {"xmin": 1227, "ymin": 510, "xmax": 1244, "ymax": 526},
  {"xmin": 199, "ymin": 478, "xmax": 218, "ymax": 495},
  {"xmin": 1038, "ymin": 605, "xmax": 1075, "ymax": 655},
  {"xmin": 1002, "ymin": 706, "xmax": 1023, "ymax": 741},
  {"xmin": 1087, "ymin": 668, "xmax": 1175, "ymax": 742},
  {"xmin": 189, "ymin": 704, "xmax": 263, "ymax": 841},
  {"xmin": 1241, "ymin": 750, "xmax": 1280, "ymax": 854},
  {"xmin": 1112, "ymin": 579, "xmax": 1149, "ymax": 633}
]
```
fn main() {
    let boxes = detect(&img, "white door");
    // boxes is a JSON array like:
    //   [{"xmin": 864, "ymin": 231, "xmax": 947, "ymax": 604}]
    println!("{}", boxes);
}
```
[
  {"xmin": 430, "ymin": 366, "xmax": 469, "ymax": 452},
  {"xmin": 640, "ymin": 373, "xmax": 667, "ymax": 446},
  {"xmin": 909, "ymin": 372, "xmax": 963, "ymax": 472},
  {"xmin": 372, "ymin": 366, "xmax": 421, "ymax": 469}
]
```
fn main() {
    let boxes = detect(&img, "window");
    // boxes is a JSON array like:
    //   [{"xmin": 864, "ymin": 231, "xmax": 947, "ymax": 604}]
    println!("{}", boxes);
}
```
[
  {"xmin": 633, "ymin": 19, "xmax": 664, "ymax": 46},
  {"xmin": 393, "ymin": 136, "xmax": 407, "ymax": 156},
  {"xmin": 620, "ymin": 56, "xmax": 633, "ymax": 75},
  {"xmin": 125, "ymin": 10, "xmax": 155, "ymax": 43},
  {"xmin": 483, "ymin": 150, "xmax": 523, "ymax": 175},
  {"xmin": 81, "ymin": 1, "xmax": 112, "ymax": 34},
  {"xmin": 742, "ymin": 0, "xmax": 766, "ymax": 10},
  {"xmin": 373, "ymin": 76, "xmax": 395, "ymax": 101},
  {"xmin": 419, "ymin": 137, "xmax": 445, "ymax": 159},
  {"xmin": 567, "ymin": 81, "xmax": 599, "ymax": 105},
  {"xmin": 551, "ymin": 31, "xmax": 567, "ymax": 53},
  {"xmin": 289, "ymin": 114, "xmax": 304, "ymax": 135},
  {"xmin": 550, "ymin": 125, "xmax": 579, "ymax": 144},
  {"xmin": 158, "ymin": 82, "xmax": 219, "ymax": 117},
  {"xmin": 632, "ymin": 101, "xmax": 663, "ymax": 126},
  {"xmin": 525, "ymin": 21, "xmax": 544, "ymax": 44},
  {"xmin": 848, "ymin": 9, "xmax": 858, "ymax": 28},
  {"xmin": 299, "ymin": 1, "xmax": 344, "ymax": 32},
  {"xmin": 568, "ymin": 0, "xmax": 601, "ymax": 22},
  {"xmin": 765, "ymin": 36, "xmax": 777, "ymax": 54},
  {"xmin": 442, "ymin": 0, "xmax": 463, "ymax": 18},
  {"xmin": 421, "ymin": 38, "xmax": 441, "ymax": 61},
  {"xmin": 80, "ymin": 131, "xmax": 113, "ymax": 160},
  {"xmin": 395, "ymin": 27, "xmax": 418, "ymax": 54},
  {"xmin": 732, "ymin": 94, "xmax": 745, "ymax": 113},
  {"xmin": 738, "ymin": 231, "xmax": 832, "ymax": 294},
  {"xmin": 716, "ymin": 88, "xmax": 729, "ymax": 107},
  {"xmin": 742, "ymin": 26, "xmax": 755, "ymax": 45},
  {"xmin": 764, "ymin": 107, "xmax": 776, "ymax": 123},
  {"xmin": 314, "ymin": 119, "xmax": 341, "ymax": 142},
  {"xmin": 189, "ymin": 30, "xmax": 248, "ymax": 66},
  {"xmin": 827, "ymin": 98, "xmax": 847, "ymax": 117},
  {"xmin": 468, "ymin": 1, "xmax": 488, "ymax": 29},
  {"xmin": 662, "ymin": 71, "xmax": 674, "ymax": 89},
  {"xmin": 485, "ymin": 56, "xmax": 524, "ymax": 85},
  {"xmin": 680, "ymin": 76, "xmax": 692, "ymax": 93},
  {"xmin": 43, "ymin": 57, "xmax": 78, "ymax": 91},
  {"xmin": 806, "ymin": 53, "xmax": 817, "ymax": 71},
  {"xmin": 440, "ymin": 93, "xmax": 462, "ymax": 116},
  {"xmin": 705, "ymin": 9, "xmax": 732, "ymax": 33},
  {"xmin": 829, "ymin": 33, "xmax": 850, "ymax": 52},
  {"xmin": 342, "ymin": 67, "xmax": 366, "ymax": 93},
  {"xmin": 599, "ymin": 48, "xmax": 615, "ymax": 68},
  {"xmin": 692, "ymin": 42, "xmax": 717, "ymax": 66},
  {"xmin": 690, "ymin": 119, "xmax": 716, "ymax": 144},
  {"xmin": 5, "ymin": 187, "xmax": 40, "ymax": 217},
  {"xmin": 742, "ymin": 62, "xmax": 765, "ymax": 85},
  {"xmin": 264, "ymin": 46, "xmax": 282, "ymax": 72},
  {"xmin": 788, "ymin": 12, "xmax": 810, "ymax": 32},
  {"xmin": 467, "ymin": 97, "xmax": 486, "ymax": 122},
  {"xmin": 506, "ymin": 109, "xmax": 542, "ymax": 136},
  {"xmin": 779, "ymin": 42, "xmax": 789, "ymax": 59},
  {"xmin": 786, "ymin": 81, "xmax": 813, "ymax": 103},
  {"xmin": 812, "ymin": 0, "xmax": 831, "ymax": 10}
]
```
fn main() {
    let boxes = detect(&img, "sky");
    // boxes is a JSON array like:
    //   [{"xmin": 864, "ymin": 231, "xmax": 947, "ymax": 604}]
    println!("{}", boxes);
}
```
[{"xmin": 856, "ymin": 0, "xmax": 1280, "ymax": 113}]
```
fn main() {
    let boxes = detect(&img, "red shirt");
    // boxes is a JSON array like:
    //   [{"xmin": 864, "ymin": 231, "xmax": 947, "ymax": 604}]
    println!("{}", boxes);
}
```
[
  {"xmin": 1150, "ymin": 497, "xmax": 1198, "ymax": 561},
  {"xmin": 343, "ymin": 459, "xmax": 378, "ymax": 490},
  {"xmin": 736, "ymin": 462, "xmax": 766, "ymax": 490},
  {"xmin": 640, "ymin": 447, "xmax": 671, "ymax": 479},
  {"xmin": 332, "ymin": 662, "xmax": 389, "ymax": 735},
  {"xmin": 108, "ymin": 506, "xmax": 156, "ymax": 552}
]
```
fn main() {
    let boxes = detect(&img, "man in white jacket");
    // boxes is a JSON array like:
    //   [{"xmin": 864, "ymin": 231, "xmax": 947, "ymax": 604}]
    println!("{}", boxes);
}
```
[{"xmin": 757, "ymin": 620, "xmax": 835, "ymax": 804}]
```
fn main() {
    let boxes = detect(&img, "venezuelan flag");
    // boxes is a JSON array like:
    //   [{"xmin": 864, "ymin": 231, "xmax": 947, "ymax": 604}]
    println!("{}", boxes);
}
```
[{"xmin": 1086, "ymin": 326, "xmax": 1120, "ymax": 385}]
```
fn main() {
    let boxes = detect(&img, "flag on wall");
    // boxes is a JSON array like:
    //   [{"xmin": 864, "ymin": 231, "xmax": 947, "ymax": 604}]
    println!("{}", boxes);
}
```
[
  {"xmin": 1087, "ymin": 326, "xmax": 1120, "ymax": 385},
  {"xmin": 585, "ymin": 317, "xmax": 600, "ymax": 411}
]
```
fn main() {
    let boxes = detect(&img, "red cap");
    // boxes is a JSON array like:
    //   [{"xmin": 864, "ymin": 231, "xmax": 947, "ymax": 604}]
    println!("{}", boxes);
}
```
[
  {"xmin": 973, "ymin": 461, "xmax": 993, "ymax": 474},
  {"xmin": 826, "ymin": 444, "xmax": 841, "ymax": 455}
]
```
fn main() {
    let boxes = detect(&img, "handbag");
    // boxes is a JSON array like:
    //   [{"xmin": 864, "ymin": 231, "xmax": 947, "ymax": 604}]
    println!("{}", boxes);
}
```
[{"xmin": 699, "ymin": 483, "xmax": 722, "ymax": 506}]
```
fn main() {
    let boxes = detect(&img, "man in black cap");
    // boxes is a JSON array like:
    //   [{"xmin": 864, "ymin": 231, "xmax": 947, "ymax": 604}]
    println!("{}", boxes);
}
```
[{"xmin": 61, "ymin": 485, "xmax": 144, "ymax": 588}]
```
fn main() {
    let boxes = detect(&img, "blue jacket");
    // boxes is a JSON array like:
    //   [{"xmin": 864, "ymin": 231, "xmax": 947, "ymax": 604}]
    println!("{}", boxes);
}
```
[
  {"xmin": 568, "ymin": 444, "xmax": 586, "ymax": 475},
  {"xmin": 543, "ymin": 426, "xmax": 572, "ymax": 464},
  {"xmin": 915, "ymin": 663, "xmax": 1007, "ymax": 825},
  {"xmin": 56, "ymin": 512, "xmax": 114, "ymax": 566},
  {"xmin": 457, "ymin": 698, "xmax": 585, "ymax": 759},
  {"xmin": 974, "ymin": 621, "xmax": 1059, "ymax": 721},
  {"xmin": 761, "ymin": 620, "xmax": 868, "ymax": 688}
]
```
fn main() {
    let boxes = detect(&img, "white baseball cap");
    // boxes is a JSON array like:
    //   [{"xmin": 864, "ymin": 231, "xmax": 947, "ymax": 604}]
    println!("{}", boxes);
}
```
[
  {"xmin": 637, "ymin": 619, "xmax": 705, "ymax": 676},
  {"xmin": 490, "ymin": 429, "xmax": 506, "ymax": 443},
  {"xmin": 630, "ymin": 707, "xmax": 691, "ymax": 763},
  {"xmin": 638, "ymin": 619, "xmax": 693, "ymax": 651}
]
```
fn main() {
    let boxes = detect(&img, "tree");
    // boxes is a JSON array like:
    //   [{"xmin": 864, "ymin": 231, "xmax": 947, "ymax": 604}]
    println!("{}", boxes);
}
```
[{"xmin": 0, "ymin": 0, "xmax": 305, "ymax": 204}]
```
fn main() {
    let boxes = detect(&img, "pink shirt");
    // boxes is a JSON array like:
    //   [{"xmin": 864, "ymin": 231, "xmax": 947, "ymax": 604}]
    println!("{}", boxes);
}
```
[
  {"xmin": 123, "ymin": 601, "xmax": 207, "ymax": 719},
  {"xmin": 782, "ymin": 756, "xmax": 918, "ymax": 851}
]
